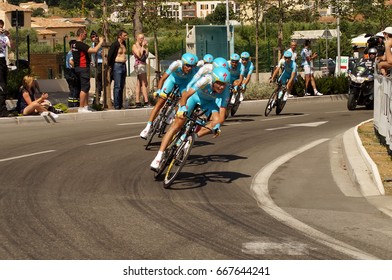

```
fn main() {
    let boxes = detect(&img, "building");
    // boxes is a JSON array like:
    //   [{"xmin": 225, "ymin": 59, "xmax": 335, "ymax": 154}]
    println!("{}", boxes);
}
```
[
  {"xmin": 0, "ymin": 1, "xmax": 32, "ymax": 30},
  {"xmin": 19, "ymin": 1, "xmax": 49, "ymax": 14}
]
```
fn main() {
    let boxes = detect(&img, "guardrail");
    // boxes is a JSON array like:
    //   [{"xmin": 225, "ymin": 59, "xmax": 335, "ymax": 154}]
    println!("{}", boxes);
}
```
[{"xmin": 373, "ymin": 74, "xmax": 392, "ymax": 153}]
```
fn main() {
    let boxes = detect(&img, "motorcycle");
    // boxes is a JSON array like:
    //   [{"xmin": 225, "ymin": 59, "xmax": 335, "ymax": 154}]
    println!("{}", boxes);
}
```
[{"xmin": 347, "ymin": 63, "xmax": 374, "ymax": 110}]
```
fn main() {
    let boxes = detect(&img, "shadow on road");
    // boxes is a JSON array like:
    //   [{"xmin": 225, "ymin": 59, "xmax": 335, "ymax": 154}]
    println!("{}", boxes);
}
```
[{"xmin": 168, "ymin": 170, "xmax": 251, "ymax": 190}]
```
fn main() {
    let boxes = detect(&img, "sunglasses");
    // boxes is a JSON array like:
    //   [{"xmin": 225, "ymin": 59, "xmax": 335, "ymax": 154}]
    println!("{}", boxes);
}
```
[
  {"xmin": 241, "ymin": 58, "xmax": 249, "ymax": 61},
  {"xmin": 284, "ymin": 57, "xmax": 291, "ymax": 59},
  {"xmin": 231, "ymin": 60, "xmax": 239, "ymax": 63},
  {"xmin": 185, "ymin": 64, "xmax": 194, "ymax": 68}
]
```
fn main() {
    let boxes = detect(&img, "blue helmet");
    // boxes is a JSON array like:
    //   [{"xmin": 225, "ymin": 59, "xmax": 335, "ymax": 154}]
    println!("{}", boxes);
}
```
[
  {"xmin": 203, "ymin": 54, "xmax": 214, "ymax": 63},
  {"xmin": 182, "ymin": 53, "xmax": 197, "ymax": 66},
  {"xmin": 240, "ymin": 51, "xmax": 250, "ymax": 58},
  {"xmin": 230, "ymin": 53, "xmax": 240, "ymax": 61},
  {"xmin": 212, "ymin": 57, "xmax": 229, "ymax": 69},
  {"xmin": 212, "ymin": 67, "xmax": 231, "ymax": 84},
  {"xmin": 283, "ymin": 50, "xmax": 292, "ymax": 58}
]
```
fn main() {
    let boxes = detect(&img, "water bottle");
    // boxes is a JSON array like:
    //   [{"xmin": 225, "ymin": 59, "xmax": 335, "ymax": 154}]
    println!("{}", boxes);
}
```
[
  {"xmin": 166, "ymin": 109, "xmax": 175, "ymax": 124},
  {"xmin": 176, "ymin": 133, "xmax": 186, "ymax": 146},
  {"xmin": 278, "ymin": 90, "xmax": 283, "ymax": 99}
]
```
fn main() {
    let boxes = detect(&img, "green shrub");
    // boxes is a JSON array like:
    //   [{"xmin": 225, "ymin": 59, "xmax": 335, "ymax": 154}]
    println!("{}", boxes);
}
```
[
  {"xmin": 7, "ymin": 68, "xmax": 30, "ymax": 99},
  {"xmin": 244, "ymin": 82, "xmax": 274, "ymax": 100}
]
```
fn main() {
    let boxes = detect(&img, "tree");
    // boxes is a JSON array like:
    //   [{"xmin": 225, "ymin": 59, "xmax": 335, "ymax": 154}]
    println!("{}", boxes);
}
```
[{"xmin": 205, "ymin": 3, "xmax": 235, "ymax": 25}]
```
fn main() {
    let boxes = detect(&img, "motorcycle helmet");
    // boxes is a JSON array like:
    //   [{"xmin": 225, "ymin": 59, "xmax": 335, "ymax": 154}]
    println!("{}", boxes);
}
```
[
  {"xmin": 212, "ymin": 67, "xmax": 231, "ymax": 84},
  {"xmin": 283, "ymin": 50, "xmax": 292, "ymax": 58},
  {"xmin": 240, "ymin": 51, "xmax": 250, "ymax": 59},
  {"xmin": 203, "ymin": 54, "xmax": 214, "ymax": 63},
  {"xmin": 181, "ymin": 53, "xmax": 197, "ymax": 66},
  {"xmin": 230, "ymin": 53, "xmax": 240, "ymax": 61},
  {"xmin": 212, "ymin": 57, "xmax": 229, "ymax": 69},
  {"xmin": 368, "ymin": 48, "xmax": 377, "ymax": 55}
]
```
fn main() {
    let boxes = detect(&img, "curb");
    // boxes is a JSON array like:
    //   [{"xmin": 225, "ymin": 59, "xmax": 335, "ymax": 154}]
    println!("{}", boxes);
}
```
[{"xmin": 342, "ymin": 121, "xmax": 385, "ymax": 196}]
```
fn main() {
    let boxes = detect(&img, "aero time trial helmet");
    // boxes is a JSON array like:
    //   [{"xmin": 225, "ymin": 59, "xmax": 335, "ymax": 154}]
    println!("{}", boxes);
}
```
[
  {"xmin": 203, "ymin": 54, "xmax": 214, "ymax": 63},
  {"xmin": 212, "ymin": 57, "xmax": 229, "ymax": 69},
  {"xmin": 240, "ymin": 51, "xmax": 250, "ymax": 59},
  {"xmin": 230, "ymin": 53, "xmax": 240, "ymax": 61},
  {"xmin": 283, "ymin": 50, "xmax": 292, "ymax": 58},
  {"xmin": 182, "ymin": 53, "xmax": 197, "ymax": 66},
  {"xmin": 212, "ymin": 67, "xmax": 231, "ymax": 84}
]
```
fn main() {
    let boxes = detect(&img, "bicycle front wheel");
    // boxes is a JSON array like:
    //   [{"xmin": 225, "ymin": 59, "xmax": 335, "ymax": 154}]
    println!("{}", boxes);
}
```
[
  {"xmin": 276, "ymin": 90, "xmax": 287, "ymax": 115},
  {"xmin": 265, "ymin": 90, "xmax": 277, "ymax": 117},
  {"xmin": 163, "ymin": 133, "xmax": 195, "ymax": 188}
]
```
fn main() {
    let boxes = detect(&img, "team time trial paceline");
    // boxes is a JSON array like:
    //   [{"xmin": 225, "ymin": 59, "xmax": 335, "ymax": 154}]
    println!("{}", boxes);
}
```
[{"xmin": 123, "ymin": 266, "xmax": 270, "ymax": 277}]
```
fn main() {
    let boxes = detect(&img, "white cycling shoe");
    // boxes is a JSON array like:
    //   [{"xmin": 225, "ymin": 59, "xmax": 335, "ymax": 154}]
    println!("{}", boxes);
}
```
[
  {"xmin": 150, "ymin": 155, "xmax": 162, "ymax": 171},
  {"xmin": 140, "ymin": 126, "xmax": 151, "ymax": 139}
]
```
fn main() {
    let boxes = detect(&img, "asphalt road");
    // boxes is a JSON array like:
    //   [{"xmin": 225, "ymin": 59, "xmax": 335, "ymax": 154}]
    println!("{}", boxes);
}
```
[{"xmin": 1, "ymin": 97, "xmax": 391, "ymax": 260}]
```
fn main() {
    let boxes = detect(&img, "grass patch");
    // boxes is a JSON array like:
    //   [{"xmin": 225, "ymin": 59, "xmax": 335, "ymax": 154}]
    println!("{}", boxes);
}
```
[{"xmin": 358, "ymin": 121, "xmax": 392, "ymax": 195}]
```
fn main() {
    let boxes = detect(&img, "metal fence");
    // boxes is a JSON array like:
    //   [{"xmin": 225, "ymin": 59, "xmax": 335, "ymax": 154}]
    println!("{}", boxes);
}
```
[{"xmin": 373, "ymin": 75, "xmax": 392, "ymax": 152}]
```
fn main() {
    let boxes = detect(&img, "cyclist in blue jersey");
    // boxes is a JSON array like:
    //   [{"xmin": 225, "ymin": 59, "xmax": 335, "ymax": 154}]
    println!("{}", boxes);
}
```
[
  {"xmin": 186, "ymin": 56, "xmax": 229, "ymax": 91},
  {"xmin": 140, "ymin": 53, "xmax": 198, "ymax": 139},
  {"xmin": 196, "ymin": 53, "xmax": 214, "ymax": 67},
  {"xmin": 269, "ymin": 50, "xmax": 297, "ymax": 101},
  {"xmin": 150, "ymin": 67, "xmax": 231, "ymax": 170},
  {"xmin": 239, "ymin": 51, "xmax": 254, "ymax": 101},
  {"xmin": 228, "ymin": 53, "xmax": 245, "ymax": 88}
]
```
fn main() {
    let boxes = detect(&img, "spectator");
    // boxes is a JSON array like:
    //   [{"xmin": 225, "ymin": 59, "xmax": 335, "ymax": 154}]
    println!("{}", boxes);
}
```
[
  {"xmin": 378, "ymin": 27, "xmax": 392, "ymax": 76},
  {"xmin": 301, "ymin": 39, "xmax": 323, "ymax": 96},
  {"xmin": 132, "ymin": 33, "xmax": 150, "ymax": 108},
  {"xmin": 90, "ymin": 30, "xmax": 103, "ymax": 104},
  {"xmin": 71, "ymin": 27, "xmax": 103, "ymax": 113},
  {"xmin": 0, "ymin": 19, "xmax": 11, "ymax": 117},
  {"xmin": 108, "ymin": 30, "xmax": 128, "ymax": 110},
  {"xmin": 16, "ymin": 75, "xmax": 58, "ymax": 118},
  {"xmin": 65, "ymin": 39, "xmax": 80, "ymax": 108}
]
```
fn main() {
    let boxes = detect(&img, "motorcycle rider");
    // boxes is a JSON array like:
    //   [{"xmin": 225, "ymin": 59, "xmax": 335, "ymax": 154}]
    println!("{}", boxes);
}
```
[{"xmin": 360, "ymin": 48, "xmax": 377, "ymax": 72}]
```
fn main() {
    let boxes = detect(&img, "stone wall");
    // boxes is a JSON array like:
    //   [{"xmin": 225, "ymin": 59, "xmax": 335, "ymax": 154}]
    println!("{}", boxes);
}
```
[{"xmin": 30, "ymin": 53, "xmax": 64, "ymax": 79}]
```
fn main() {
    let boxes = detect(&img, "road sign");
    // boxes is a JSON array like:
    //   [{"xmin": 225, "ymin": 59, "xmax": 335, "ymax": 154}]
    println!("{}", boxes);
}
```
[{"xmin": 335, "ymin": 56, "xmax": 349, "ymax": 76}]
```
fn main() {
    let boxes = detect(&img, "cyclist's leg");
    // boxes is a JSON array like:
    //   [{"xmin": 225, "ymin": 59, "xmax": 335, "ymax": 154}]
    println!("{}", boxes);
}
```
[
  {"xmin": 196, "ymin": 101, "xmax": 218, "ymax": 138},
  {"xmin": 148, "ymin": 76, "xmax": 175, "ymax": 123}
]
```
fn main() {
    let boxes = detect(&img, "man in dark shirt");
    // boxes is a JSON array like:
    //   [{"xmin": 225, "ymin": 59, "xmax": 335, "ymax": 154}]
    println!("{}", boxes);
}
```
[{"xmin": 72, "ymin": 27, "xmax": 103, "ymax": 113}]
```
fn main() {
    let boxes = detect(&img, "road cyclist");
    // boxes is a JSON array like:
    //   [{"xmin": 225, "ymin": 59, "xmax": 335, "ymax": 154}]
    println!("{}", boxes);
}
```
[
  {"xmin": 239, "ymin": 51, "xmax": 254, "ymax": 101},
  {"xmin": 266, "ymin": 50, "xmax": 298, "ymax": 115},
  {"xmin": 139, "ymin": 52, "xmax": 198, "ymax": 139},
  {"xmin": 150, "ymin": 66, "xmax": 231, "ymax": 172},
  {"xmin": 196, "ymin": 53, "xmax": 214, "ymax": 68}
]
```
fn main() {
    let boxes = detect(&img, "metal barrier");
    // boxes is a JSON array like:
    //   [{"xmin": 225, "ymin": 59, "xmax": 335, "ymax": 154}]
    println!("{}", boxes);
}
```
[{"xmin": 373, "ymin": 74, "xmax": 392, "ymax": 152}]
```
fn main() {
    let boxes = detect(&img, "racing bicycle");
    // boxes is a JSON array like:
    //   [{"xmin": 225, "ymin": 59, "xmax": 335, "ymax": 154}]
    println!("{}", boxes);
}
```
[
  {"xmin": 153, "ymin": 105, "xmax": 211, "ymax": 188},
  {"xmin": 145, "ymin": 86, "xmax": 180, "ymax": 150},
  {"xmin": 264, "ymin": 82, "xmax": 287, "ymax": 116},
  {"xmin": 225, "ymin": 86, "xmax": 242, "ymax": 119}
]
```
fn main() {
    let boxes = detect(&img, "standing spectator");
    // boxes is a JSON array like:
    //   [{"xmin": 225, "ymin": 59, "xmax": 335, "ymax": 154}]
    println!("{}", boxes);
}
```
[
  {"xmin": 72, "ymin": 27, "xmax": 103, "ymax": 113},
  {"xmin": 90, "ymin": 30, "xmax": 103, "ymax": 104},
  {"xmin": 378, "ymin": 27, "xmax": 392, "ymax": 76},
  {"xmin": 301, "ymin": 39, "xmax": 323, "ymax": 96},
  {"xmin": 16, "ymin": 75, "xmax": 58, "ymax": 118},
  {"xmin": 65, "ymin": 40, "xmax": 80, "ymax": 108},
  {"xmin": 108, "ymin": 30, "xmax": 128, "ymax": 110},
  {"xmin": 132, "ymin": 33, "xmax": 149, "ymax": 108},
  {"xmin": 0, "ymin": 19, "xmax": 11, "ymax": 117}
]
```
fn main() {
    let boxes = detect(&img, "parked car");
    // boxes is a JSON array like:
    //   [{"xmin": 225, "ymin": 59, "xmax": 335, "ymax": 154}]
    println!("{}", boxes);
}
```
[{"xmin": 313, "ymin": 58, "xmax": 336, "ymax": 76}]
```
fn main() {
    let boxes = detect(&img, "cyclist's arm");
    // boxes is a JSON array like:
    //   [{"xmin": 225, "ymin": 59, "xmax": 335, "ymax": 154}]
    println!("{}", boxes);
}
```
[
  {"xmin": 243, "ymin": 64, "xmax": 254, "ymax": 86},
  {"xmin": 157, "ymin": 72, "xmax": 169, "ymax": 90}
]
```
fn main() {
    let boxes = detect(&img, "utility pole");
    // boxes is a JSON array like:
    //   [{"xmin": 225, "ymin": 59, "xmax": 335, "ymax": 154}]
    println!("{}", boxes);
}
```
[{"xmin": 226, "ymin": 0, "xmax": 230, "ymax": 58}]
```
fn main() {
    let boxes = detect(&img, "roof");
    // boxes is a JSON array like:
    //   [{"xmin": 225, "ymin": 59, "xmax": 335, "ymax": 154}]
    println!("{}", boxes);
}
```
[
  {"xmin": 31, "ymin": 17, "xmax": 85, "ymax": 29},
  {"xmin": 291, "ymin": 29, "xmax": 339, "ymax": 40},
  {"xmin": 0, "ymin": 2, "xmax": 31, "ymax": 12}
]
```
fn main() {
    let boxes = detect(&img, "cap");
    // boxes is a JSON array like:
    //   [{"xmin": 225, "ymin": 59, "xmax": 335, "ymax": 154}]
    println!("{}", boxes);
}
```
[{"xmin": 383, "ymin": 27, "xmax": 392, "ymax": 34}]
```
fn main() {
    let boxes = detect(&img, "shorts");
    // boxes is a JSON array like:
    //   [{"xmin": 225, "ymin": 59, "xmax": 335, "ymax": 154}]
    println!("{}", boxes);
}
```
[
  {"xmin": 135, "ymin": 64, "xmax": 146, "ymax": 75},
  {"xmin": 186, "ymin": 93, "xmax": 219, "ymax": 117},
  {"xmin": 161, "ymin": 75, "xmax": 188, "ymax": 97},
  {"xmin": 279, "ymin": 72, "xmax": 297, "ymax": 85},
  {"xmin": 75, "ymin": 67, "xmax": 91, "ymax": 93},
  {"xmin": 303, "ymin": 65, "xmax": 314, "ymax": 75}
]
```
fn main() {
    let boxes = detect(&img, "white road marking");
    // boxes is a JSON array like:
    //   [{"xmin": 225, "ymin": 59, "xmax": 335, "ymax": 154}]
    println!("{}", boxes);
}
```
[
  {"xmin": 266, "ymin": 121, "xmax": 328, "ymax": 131},
  {"xmin": 260, "ymin": 114, "xmax": 309, "ymax": 122},
  {"xmin": 116, "ymin": 122, "xmax": 146, "ymax": 126},
  {"xmin": 0, "ymin": 150, "xmax": 56, "ymax": 162},
  {"xmin": 250, "ymin": 139, "xmax": 379, "ymax": 259},
  {"xmin": 242, "ymin": 241, "xmax": 310, "ymax": 255},
  {"xmin": 87, "ymin": 136, "xmax": 140, "ymax": 146}
]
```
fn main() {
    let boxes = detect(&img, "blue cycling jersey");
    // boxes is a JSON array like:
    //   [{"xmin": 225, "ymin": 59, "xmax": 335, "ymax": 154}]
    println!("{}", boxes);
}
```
[
  {"xmin": 241, "ymin": 61, "xmax": 254, "ymax": 77},
  {"xmin": 190, "ymin": 74, "xmax": 230, "ymax": 109},
  {"xmin": 228, "ymin": 60, "xmax": 245, "ymax": 83}
]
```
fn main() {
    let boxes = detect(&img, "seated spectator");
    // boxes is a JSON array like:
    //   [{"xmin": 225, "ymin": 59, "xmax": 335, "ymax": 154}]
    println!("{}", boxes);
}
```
[{"xmin": 16, "ymin": 75, "xmax": 58, "ymax": 118}]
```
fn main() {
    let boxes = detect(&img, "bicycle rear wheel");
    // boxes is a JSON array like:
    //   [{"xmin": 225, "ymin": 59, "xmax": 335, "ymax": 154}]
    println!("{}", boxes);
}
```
[
  {"xmin": 265, "ymin": 90, "xmax": 277, "ymax": 117},
  {"xmin": 163, "ymin": 133, "xmax": 195, "ymax": 188},
  {"xmin": 231, "ymin": 94, "xmax": 241, "ymax": 117}
]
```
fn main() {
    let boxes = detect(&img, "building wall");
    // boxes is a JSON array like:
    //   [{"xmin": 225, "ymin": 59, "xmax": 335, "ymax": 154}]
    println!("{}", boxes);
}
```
[{"xmin": 30, "ymin": 53, "xmax": 63, "ymax": 79}]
